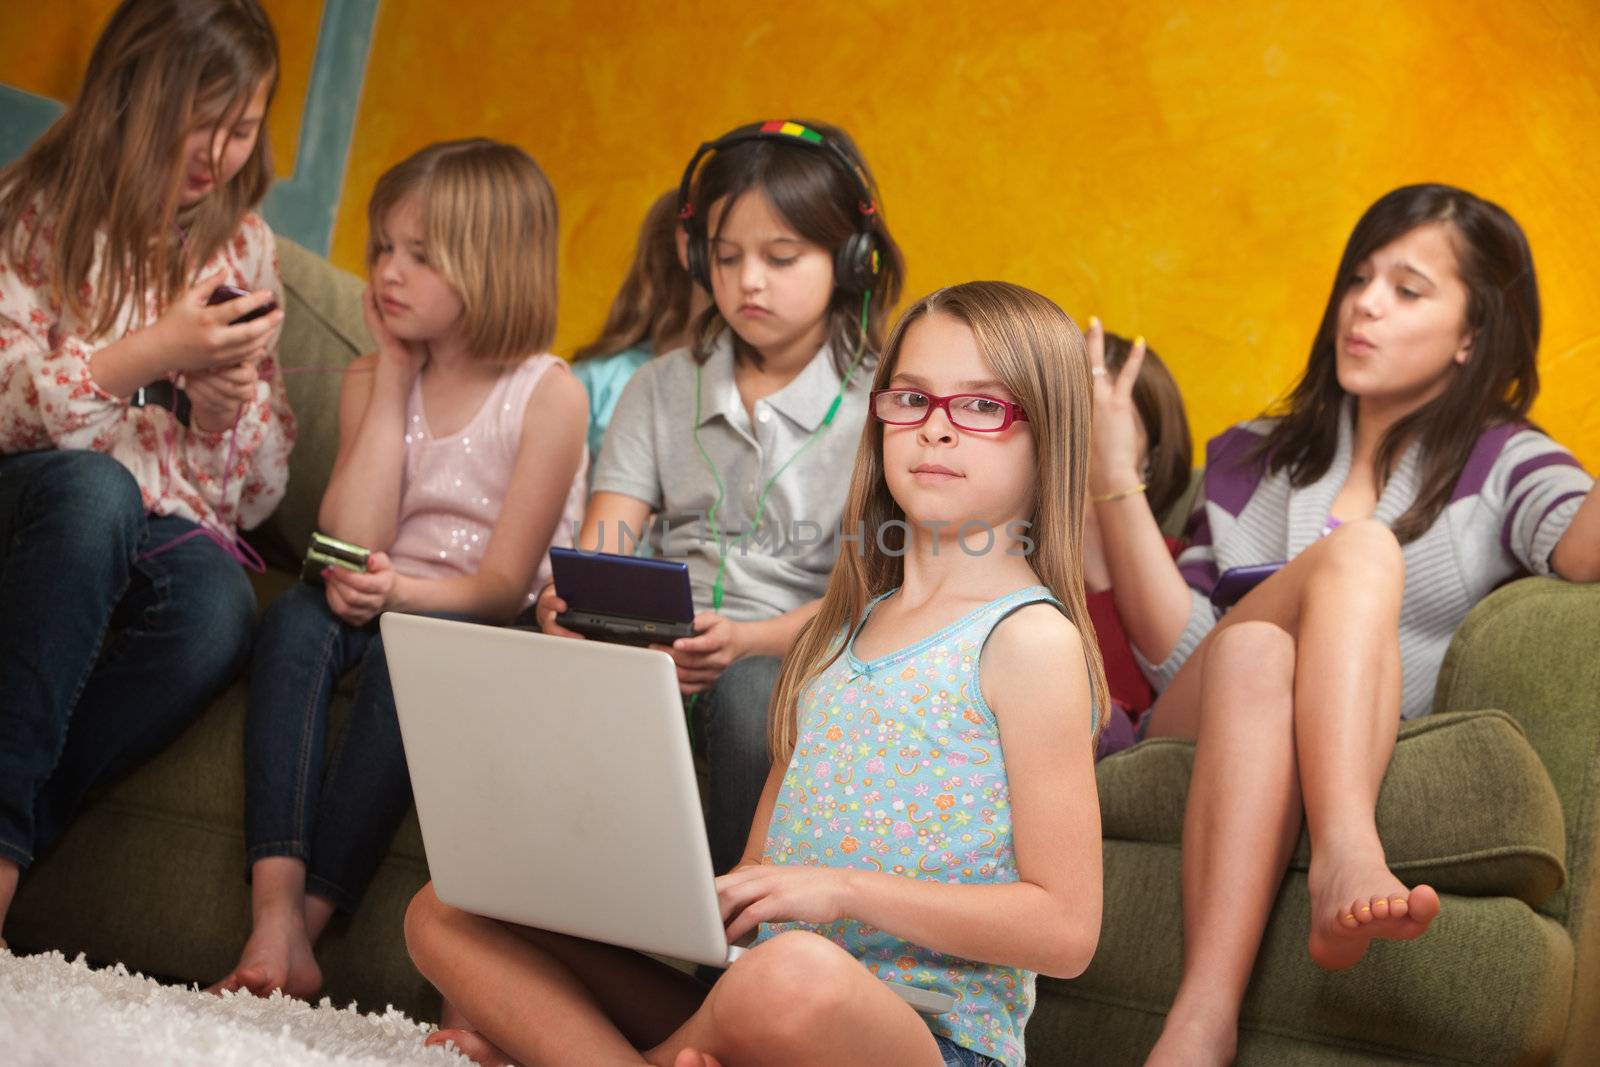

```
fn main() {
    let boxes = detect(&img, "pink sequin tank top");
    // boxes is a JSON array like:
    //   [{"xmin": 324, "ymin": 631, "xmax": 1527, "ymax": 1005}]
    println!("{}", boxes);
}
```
[{"xmin": 388, "ymin": 354, "xmax": 587, "ymax": 606}]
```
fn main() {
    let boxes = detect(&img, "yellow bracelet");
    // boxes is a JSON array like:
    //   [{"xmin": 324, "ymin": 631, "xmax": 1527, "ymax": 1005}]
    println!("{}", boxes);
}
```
[{"xmin": 1092, "ymin": 481, "xmax": 1147, "ymax": 504}]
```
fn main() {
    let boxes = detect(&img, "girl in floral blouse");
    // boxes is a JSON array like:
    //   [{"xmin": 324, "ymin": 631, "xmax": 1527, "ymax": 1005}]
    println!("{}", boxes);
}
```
[
  {"xmin": 0, "ymin": 0, "xmax": 293, "ymax": 946},
  {"xmin": 405, "ymin": 281, "xmax": 1106, "ymax": 1067}
]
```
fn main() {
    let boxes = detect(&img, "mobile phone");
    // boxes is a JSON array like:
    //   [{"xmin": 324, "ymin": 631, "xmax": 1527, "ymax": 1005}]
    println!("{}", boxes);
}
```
[
  {"xmin": 208, "ymin": 283, "xmax": 278, "ymax": 325},
  {"xmin": 1209, "ymin": 561, "xmax": 1285, "ymax": 612},
  {"xmin": 301, "ymin": 531, "xmax": 373, "ymax": 586}
]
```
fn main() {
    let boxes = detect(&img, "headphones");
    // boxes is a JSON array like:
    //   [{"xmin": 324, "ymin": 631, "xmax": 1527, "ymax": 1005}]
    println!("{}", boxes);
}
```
[{"xmin": 677, "ymin": 119, "xmax": 882, "ymax": 295}]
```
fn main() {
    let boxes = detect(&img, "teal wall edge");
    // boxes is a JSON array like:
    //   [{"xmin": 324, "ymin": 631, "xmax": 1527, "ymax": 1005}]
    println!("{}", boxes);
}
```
[
  {"xmin": 0, "ymin": 0, "xmax": 378, "ymax": 256},
  {"xmin": 0, "ymin": 85, "xmax": 64, "ymax": 164}
]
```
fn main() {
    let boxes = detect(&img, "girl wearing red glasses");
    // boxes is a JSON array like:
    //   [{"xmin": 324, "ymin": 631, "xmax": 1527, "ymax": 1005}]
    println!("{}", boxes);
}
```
[{"xmin": 406, "ymin": 281, "xmax": 1106, "ymax": 1067}]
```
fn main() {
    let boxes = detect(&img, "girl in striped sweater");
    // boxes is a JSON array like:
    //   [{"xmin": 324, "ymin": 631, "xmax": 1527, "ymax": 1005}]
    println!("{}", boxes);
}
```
[{"xmin": 1090, "ymin": 184, "xmax": 1600, "ymax": 1066}]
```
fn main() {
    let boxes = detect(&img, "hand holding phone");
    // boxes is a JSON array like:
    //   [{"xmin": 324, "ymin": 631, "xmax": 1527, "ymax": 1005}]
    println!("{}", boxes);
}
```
[
  {"xmin": 208, "ymin": 283, "xmax": 279, "ymax": 325},
  {"xmin": 151, "ymin": 274, "xmax": 283, "ymax": 375}
]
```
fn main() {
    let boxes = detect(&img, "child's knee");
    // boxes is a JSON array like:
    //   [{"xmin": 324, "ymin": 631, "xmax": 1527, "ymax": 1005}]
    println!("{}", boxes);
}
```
[
  {"xmin": 1209, "ymin": 621, "xmax": 1295, "ymax": 687},
  {"xmin": 403, "ymin": 881, "xmax": 446, "ymax": 959},
  {"xmin": 712, "ymin": 932, "xmax": 857, "ymax": 1047},
  {"xmin": 49, "ymin": 450, "xmax": 142, "ymax": 516},
  {"xmin": 26, "ymin": 450, "xmax": 144, "ymax": 555},
  {"xmin": 1321, "ymin": 519, "xmax": 1404, "ymax": 582},
  {"xmin": 256, "ymin": 582, "xmax": 340, "ymax": 653}
]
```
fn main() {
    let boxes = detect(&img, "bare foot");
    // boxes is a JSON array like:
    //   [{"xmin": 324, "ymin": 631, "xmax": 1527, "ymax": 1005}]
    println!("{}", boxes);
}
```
[
  {"xmin": 672, "ymin": 1051, "xmax": 725, "ymax": 1067},
  {"xmin": 426, "ymin": 1028, "xmax": 519, "ymax": 1067},
  {"xmin": 0, "ymin": 856, "xmax": 18, "ymax": 949},
  {"xmin": 207, "ymin": 907, "xmax": 322, "ymax": 998},
  {"xmin": 1144, "ymin": 1006, "xmax": 1235, "ymax": 1067},
  {"xmin": 1307, "ymin": 851, "xmax": 1440, "ymax": 971}
]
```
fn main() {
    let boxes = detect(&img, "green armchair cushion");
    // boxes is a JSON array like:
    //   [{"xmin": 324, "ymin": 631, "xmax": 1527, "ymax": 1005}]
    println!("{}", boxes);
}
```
[
  {"xmin": 1098, "ymin": 709, "xmax": 1567, "ymax": 907},
  {"xmin": 1431, "ymin": 576, "xmax": 1600, "ymax": 1062}
]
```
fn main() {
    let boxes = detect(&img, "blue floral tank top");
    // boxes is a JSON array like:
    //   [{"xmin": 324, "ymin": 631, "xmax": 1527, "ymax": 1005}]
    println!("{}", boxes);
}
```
[{"xmin": 753, "ymin": 584, "xmax": 1079, "ymax": 1067}]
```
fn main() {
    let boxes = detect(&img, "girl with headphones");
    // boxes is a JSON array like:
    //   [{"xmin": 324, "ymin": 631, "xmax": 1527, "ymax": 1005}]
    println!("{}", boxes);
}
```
[{"xmin": 536, "ymin": 120, "xmax": 905, "ymax": 878}]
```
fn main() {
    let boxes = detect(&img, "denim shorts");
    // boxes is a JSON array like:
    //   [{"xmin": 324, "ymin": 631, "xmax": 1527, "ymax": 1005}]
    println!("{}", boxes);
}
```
[{"xmin": 936, "ymin": 1034, "xmax": 999, "ymax": 1067}]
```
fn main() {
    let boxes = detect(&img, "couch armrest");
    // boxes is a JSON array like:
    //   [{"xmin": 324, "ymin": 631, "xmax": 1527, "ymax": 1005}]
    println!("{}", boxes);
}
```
[
  {"xmin": 1432, "ymin": 576, "xmax": 1600, "ymax": 1063},
  {"xmin": 1434, "ymin": 577, "xmax": 1600, "ymax": 917}
]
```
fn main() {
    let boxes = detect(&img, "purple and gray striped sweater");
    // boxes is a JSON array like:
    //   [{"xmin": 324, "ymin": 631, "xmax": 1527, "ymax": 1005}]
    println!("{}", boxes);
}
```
[{"xmin": 1136, "ymin": 409, "xmax": 1593, "ymax": 718}]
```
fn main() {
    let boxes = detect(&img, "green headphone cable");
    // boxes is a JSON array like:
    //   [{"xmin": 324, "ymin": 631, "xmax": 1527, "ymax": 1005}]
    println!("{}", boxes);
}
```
[{"xmin": 684, "ymin": 289, "xmax": 872, "ymax": 726}]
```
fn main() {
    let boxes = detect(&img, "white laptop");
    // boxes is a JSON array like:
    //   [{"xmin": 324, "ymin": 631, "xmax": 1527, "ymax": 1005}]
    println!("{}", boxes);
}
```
[{"xmin": 380, "ymin": 613, "xmax": 954, "ymax": 1015}]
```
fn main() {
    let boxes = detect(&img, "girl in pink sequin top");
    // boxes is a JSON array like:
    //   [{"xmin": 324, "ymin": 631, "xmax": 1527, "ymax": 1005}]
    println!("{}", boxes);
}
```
[{"xmin": 213, "ymin": 140, "xmax": 587, "ymax": 1001}]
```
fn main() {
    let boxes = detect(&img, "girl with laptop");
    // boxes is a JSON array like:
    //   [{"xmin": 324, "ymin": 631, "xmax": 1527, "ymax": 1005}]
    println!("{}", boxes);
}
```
[{"xmin": 409, "ymin": 281, "xmax": 1107, "ymax": 1067}]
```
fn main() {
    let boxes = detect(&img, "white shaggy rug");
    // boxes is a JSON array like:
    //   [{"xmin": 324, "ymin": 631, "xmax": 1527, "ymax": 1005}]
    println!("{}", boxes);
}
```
[{"xmin": 0, "ymin": 949, "xmax": 471, "ymax": 1066}]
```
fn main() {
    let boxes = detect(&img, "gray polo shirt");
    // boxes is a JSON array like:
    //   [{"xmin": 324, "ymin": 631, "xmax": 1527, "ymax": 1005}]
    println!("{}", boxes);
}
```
[{"xmin": 590, "ymin": 332, "xmax": 870, "ymax": 622}]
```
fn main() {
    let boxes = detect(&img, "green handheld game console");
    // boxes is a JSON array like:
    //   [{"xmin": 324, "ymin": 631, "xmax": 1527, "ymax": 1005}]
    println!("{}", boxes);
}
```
[{"xmin": 301, "ymin": 531, "xmax": 373, "ymax": 585}]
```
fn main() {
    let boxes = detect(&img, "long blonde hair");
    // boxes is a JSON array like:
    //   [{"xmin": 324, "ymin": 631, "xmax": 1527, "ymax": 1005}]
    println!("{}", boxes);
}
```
[
  {"xmin": 0, "ymin": 0, "xmax": 278, "ymax": 339},
  {"xmin": 768, "ymin": 281, "xmax": 1110, "ymax": 763},
  {"xmin": 367, "ymin": 139, "xmax": 559, "ymax": 362}
]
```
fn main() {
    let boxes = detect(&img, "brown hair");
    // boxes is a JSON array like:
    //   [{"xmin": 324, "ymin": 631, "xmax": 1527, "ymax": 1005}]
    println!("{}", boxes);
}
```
[
  {"xmin": 686, "ymin": 119, "xmax": 905, "ymax": 377},
  {"xmin": 1255, "ymin": 184, "xmax": 1540, "ymax": 543},
  {"xmin": 1100, "ymin": 332, "xmax": 1193, "ymax": 521},
  {"xmin": 0, "ymin": 0, "xmax": 278, "ymax": 339},
  {"xmin": 573, "ymin": 189, "xmax": 692, "ymax": 363},
  {"xmin": 367, "ymin": 139, "xmax": 559, "ymax": 361},
  {"xmin": 767, "ymin": 282, "xmax": 1110, "ymax": 763}
]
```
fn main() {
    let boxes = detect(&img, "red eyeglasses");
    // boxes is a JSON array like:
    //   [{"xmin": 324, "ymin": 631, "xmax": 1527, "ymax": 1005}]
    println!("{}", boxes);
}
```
[{"xmin": 870, "ymin": 389, "xmax": 1030, "ymax": 432}]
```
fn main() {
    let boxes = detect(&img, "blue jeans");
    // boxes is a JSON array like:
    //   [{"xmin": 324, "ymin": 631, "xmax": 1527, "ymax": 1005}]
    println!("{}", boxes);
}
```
[
  {"xmin": 0, "ymin": 449, "xmax": 254, "ymax": 868},
  {"xmin": 692, "ymin": 654, "xmax": 781, "ymax": 874},
  {"xmin": 244, "ymin": 583, "xmax": 466, "ymax": 912},
  {"xmin": 935, "ymin": 1034, "xmax": 999, "ymax": 1066}
]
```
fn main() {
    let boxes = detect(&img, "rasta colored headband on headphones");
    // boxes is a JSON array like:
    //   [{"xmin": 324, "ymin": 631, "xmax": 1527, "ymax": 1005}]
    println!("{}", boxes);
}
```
[
  {"xmin": 676, "ymin": 119, "xmax": 883, "ymax": 294},
  {"xmin": 677, "ymin": 120, "xmax": 879, "ymax": 221}
]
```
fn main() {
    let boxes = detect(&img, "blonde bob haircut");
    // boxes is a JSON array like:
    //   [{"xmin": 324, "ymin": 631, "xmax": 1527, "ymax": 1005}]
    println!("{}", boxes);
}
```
[{"xmin": 367, "ymin": 139, "xmax": 558, "ymax": 361}]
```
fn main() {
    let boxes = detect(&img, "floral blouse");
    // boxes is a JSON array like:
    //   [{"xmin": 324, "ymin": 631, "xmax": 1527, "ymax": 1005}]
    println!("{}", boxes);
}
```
[{"xmin": 0, "ymin": 207, "xmax": 295, "ymax": 533}]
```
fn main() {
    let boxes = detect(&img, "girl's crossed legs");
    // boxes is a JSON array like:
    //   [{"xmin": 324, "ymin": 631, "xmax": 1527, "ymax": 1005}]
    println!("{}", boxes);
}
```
[
  {"xmin": 1143, "ymin": 520, "xmax": 1440, "ymax": 1066},
  {"xmin": 404, "ymin": 882, "xmax": 945, "ymax": 1067}
]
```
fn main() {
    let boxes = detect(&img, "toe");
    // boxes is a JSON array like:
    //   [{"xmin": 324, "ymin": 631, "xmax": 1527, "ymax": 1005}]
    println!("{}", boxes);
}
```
[
  {"xmin": 1370, "ymin": 895, "xmax": 1392, "ymax": 920},
  {"xmin": 1408, "ymin": 885, "xmax": 1441, "ymax": 925},
  {"xmin": 1388, "ymin": 895, "xmax": 1410, "ymax": 920},
  {"xmin": 204, "ymin": 974, "xmax": 238, "ymax": 996},
  {"xmin": 239, "ymin": 966, "xmax": 279, "ymax": 996}
]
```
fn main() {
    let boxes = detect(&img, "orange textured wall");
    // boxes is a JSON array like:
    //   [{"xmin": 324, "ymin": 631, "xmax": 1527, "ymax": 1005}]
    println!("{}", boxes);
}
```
[
  {"xmin": 335, "ymin": 0, "xmax": 1600, "ymax": 466},
  {"xmin": 7, "ymin": 0, "xmax": 1599, "ymax": 465}
]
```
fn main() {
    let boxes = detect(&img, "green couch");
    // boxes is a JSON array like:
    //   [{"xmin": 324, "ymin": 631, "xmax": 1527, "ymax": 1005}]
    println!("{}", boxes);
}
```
[
  {"xmin": 6, "ymin": 236, "xmax": 442, "ymax": 1020},
  {"xmin": 1030, "ymin": 576, "xmax": 1600, "ymax": 1065},
  {"xmin": 9, "ymin": 239, "xmax": 1598, "ymax": 1066}
]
